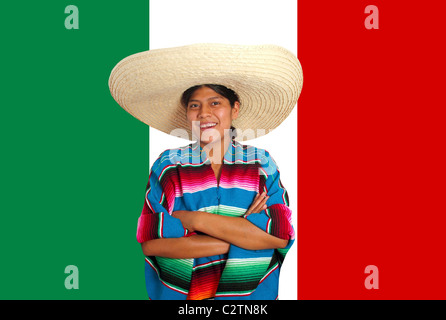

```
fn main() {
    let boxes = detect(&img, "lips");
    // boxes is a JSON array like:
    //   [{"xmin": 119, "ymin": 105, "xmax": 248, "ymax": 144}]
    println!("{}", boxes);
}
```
[{"xmin": 200, "ymin": 122, "xmax": 217, "ymax": 129}]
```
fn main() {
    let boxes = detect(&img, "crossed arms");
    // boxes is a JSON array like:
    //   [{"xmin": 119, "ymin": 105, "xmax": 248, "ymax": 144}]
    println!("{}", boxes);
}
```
[{"xmin": 141, "ymin": 192, "xmax": 288, "ymax": 259}]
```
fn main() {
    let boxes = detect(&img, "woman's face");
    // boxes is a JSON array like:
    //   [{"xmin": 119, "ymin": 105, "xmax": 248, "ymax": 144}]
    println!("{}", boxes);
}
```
[{"xmin": 186, "ymin": 86, "xmax": 239, "ymax": 147}]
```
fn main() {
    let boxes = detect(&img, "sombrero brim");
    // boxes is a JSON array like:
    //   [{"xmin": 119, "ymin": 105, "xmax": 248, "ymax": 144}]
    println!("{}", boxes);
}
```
[{"xmin": 109, "ymin": 43, "xmax": 303, "ymax": 141}]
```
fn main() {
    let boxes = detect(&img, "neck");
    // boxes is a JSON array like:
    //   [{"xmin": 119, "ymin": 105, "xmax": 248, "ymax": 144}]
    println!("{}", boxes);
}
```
[{"xmin": 201, "ymin": 135, "xmax": 232, "ymax": 165}]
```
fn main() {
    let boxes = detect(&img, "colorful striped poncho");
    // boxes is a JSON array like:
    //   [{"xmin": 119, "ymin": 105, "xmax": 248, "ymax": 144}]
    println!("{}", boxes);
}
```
[{"xmin": 136, "ymin": 140, "xmax": 295, "ymax": 300}]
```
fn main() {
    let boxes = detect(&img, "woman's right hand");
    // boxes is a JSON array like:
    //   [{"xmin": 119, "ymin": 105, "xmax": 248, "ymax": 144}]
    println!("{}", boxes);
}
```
[{"xmin": 244, "ymin": 191, "xmax": 269, "ymax": 216}]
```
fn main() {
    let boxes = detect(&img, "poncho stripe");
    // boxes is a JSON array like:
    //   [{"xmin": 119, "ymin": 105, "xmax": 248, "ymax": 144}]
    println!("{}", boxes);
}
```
[{"xmin": 137, "ymin": 141, "xmax": 294, "ymax": 300}]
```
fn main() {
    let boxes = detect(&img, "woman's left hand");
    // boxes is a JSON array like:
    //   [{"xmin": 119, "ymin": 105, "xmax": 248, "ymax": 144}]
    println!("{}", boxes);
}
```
[{"xmin": 245, "ymin": 191, "xmax": 269, "ymax": 216}]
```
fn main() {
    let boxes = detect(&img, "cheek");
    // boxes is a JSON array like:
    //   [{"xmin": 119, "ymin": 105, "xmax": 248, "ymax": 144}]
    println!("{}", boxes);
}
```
[
  {"xmin": 186, "ymin": 111, "xmax": 201, "ymax": 133},
  {"xmin": 216, "ymin": 109, "xmax": 232, "ymax": 125},
  {"xmin": 225, "ymin": 111, "xmax": 235, "ymax": 126},
  {"xmin": 186, "ymin": 110, "xmax": 195, "ymax": 122}
]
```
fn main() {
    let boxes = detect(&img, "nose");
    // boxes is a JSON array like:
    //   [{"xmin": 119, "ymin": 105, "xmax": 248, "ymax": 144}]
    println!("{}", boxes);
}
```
[{"xmin": 197, "ymin": 104, "xmax": 212, "ymax": 118}]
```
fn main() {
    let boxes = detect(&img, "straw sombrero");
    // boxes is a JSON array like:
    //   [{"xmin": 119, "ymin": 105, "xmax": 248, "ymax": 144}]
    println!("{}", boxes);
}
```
[{"xmin": 109, "ymin": 43, "xmax": 303, "ymax": 141}]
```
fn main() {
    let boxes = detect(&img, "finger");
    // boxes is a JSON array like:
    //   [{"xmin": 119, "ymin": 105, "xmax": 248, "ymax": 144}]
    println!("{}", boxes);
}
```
[
  {"xmin": 257, "ymin": 196, "xmax": 269, "ymax": 209},
  {"xmin": 245, "ymin": 201, "xmax": 256, "ymax": 216},
  {"xmin": 251, "ymin": 196, "xmax": 269, "ymax": 213},
  {"xmin": 252, "ymin": 192, "xmax": 261, "ymax": 204},
  {"xmin": 246, "ymin": 192, "xmax": 268, "ymax": 216},
  {"xmin": 251, "ymin": 192, "xmax": 266, "ymax": 207},
  {"xmin": 256, "ymin": 195, "xmax": 269, "ymax": 207},
  {"xmin": 245, "ymin": 199, "xmax": 258, "ymax": 216}
]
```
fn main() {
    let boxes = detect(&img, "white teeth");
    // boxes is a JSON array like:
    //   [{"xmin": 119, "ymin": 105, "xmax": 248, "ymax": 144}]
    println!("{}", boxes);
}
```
[{"xmin": 200, "ymin": 123, "xmax": 217, "ymax": 128}]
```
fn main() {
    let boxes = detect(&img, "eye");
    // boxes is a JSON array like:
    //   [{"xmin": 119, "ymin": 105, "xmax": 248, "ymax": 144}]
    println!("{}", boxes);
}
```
[
  {"xmin": 188, "ymin": 103, "xmax": 199, "ymax": 109},
  {"xmin": 211, "ymin": 101, "xmax": 220, "ymax": 106}
]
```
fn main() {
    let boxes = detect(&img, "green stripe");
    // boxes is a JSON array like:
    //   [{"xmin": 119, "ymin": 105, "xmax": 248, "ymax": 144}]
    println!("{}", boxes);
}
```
[
  {"xmin": 0, "ymin": 1, "xmax": 150, "ymax": 299},
  {"xmin": 198, "ymin": 205, "xmax": 246, "ymax": 217},
  {"xmin": 218, "ymin": 258, "xmax": 271, "ymax": 283},
  {"xmin": 157, "ymin": 257, "xmax": 194, "ymax": 282},
  {"xmin": 193, "ymin": 259, "xmax": 226, "ymax": 271}
]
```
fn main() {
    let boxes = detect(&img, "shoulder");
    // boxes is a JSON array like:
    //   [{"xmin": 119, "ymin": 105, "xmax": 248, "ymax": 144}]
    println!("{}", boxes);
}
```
[
  {"xmin": 150, "ymin": 143, "xmax": 200, "ymax": 175},
  {"xmin": 229, "ymin": 140, "xmax": 262, "ymax": 161},
  {"xmin": 231, "ymin": 141, "xmax": 278, "ymax": 173}
]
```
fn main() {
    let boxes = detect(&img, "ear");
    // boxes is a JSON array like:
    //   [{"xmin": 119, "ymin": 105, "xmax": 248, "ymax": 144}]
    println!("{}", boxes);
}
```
[{"xmin": 231, "ymin": 101, "xmax": 240, "ymax": 120}]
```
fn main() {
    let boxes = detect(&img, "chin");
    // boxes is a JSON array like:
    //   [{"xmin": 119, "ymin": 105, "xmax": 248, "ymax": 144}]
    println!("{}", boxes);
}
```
[{"xmin": 201, "ymin": 138, "xmax": 222, "ymax": 146}]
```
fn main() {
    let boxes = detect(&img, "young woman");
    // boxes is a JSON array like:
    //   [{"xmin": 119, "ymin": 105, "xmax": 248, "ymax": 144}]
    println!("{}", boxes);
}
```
[{"xmin": 109, "ymin": 44, "xmax": 303, "ymax": 300}]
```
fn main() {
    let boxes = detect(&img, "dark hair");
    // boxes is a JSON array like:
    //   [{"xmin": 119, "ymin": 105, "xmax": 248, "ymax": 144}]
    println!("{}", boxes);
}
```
[
  {"xmin": 181, "ymin": 84, "xmax": 240, "ymax": 107},
  {"xmin": 181, "ymin": 84, "xmax": 239, "ymax": 138}
]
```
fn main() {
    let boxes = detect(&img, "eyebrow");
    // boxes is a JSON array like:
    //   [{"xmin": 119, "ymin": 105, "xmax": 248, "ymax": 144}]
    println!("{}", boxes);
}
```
[{"xmin": 188, "ymin": 96, "xmax": 222, "ymax": 103}]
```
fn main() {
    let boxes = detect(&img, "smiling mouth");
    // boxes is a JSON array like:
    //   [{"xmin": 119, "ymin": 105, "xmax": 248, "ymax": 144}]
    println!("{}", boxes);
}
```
[{"xmin": 200, "ymin": 122, "xmax": 217, "ymax": 129}]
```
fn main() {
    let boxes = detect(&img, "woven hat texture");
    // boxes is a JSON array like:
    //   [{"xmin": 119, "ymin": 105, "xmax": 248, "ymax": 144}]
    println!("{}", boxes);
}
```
[{"xmin": 109, "ymin": 43, "xmax": 303, "ymax": 140}]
